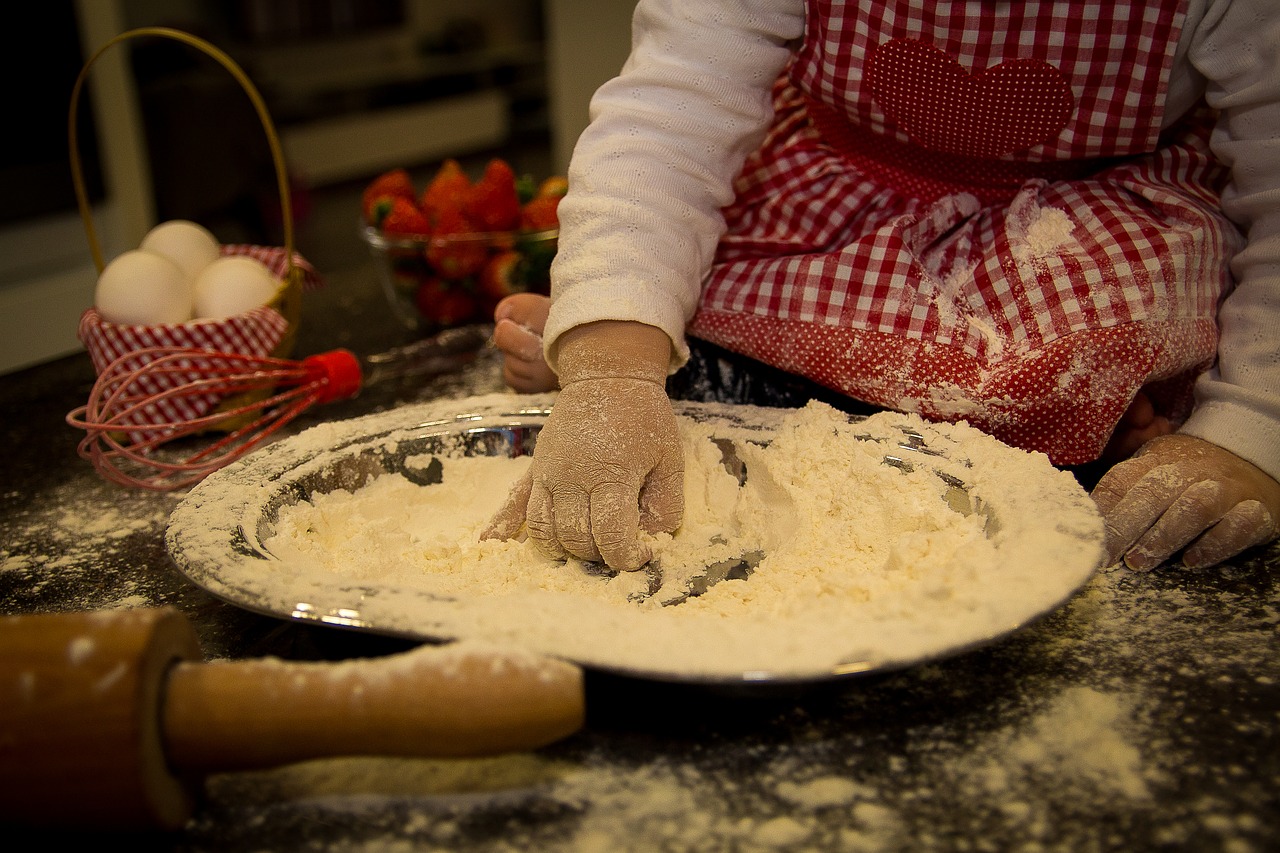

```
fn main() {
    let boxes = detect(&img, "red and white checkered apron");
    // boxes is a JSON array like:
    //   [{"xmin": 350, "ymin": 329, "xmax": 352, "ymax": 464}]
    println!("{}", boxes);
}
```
[{"xmin": 689, "ymin": 0, "xmax": 1243, "ymax": 464}]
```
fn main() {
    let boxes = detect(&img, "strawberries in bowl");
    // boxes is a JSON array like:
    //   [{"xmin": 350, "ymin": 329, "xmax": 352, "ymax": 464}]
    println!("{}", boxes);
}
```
[{"xmin": 362, "ymin": 158, "xmax": 562, "ymax": 332}]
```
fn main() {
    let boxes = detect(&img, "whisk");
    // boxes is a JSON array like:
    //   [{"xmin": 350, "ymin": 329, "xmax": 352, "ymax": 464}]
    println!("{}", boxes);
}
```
[{"xmin": 66, "ymin": 324, "xmax": 492, "ymax": 491}]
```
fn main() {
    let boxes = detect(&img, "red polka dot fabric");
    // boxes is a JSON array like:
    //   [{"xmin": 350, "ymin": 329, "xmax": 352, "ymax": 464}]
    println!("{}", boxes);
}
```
[
  {"xmin": 690, "ymin": 0, "xmax": 1240, "ymax": 465},
  {"xmin": 866, "ymin": 39, "xmax": 1075, "ymax": 160}
]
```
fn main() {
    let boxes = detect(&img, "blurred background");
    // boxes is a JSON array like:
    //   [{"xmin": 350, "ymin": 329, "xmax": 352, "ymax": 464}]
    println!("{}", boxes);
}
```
[{"xmin": 0, "ymin": 0, "xmax": 635, "ymax": 373}]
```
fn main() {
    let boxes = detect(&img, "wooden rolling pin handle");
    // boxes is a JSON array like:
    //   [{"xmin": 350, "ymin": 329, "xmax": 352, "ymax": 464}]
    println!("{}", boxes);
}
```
[
  {"xmin": 162, "ymin": 641, "xmax": 586, "ymax": 772},
  {"xmin": 0, "ymin": 607, "xmax": 203, "ymax": 830},
  {"xmin": 0, "ymin": 607, "xmax": 586, "ymax": 831}
]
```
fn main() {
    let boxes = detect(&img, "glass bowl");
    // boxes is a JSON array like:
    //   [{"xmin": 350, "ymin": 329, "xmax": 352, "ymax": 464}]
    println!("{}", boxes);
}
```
[{"xmin": 362, "ymin": 224, "xmax": 558, "ymax": 332}]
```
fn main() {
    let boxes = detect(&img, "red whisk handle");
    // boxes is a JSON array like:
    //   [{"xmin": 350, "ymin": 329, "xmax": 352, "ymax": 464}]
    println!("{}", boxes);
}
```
[{"xmin": 302, "ymin": 350, "xmax": 362, "ymax": 403}]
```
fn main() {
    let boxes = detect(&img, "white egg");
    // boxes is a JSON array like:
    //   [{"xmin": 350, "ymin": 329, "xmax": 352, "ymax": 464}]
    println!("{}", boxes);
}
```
[
  {"xmin": 139, "ymin": 220, "xmax": 221, "ymax": 283},
  {"xmin": 94, "ymin": 249, "xmax": 194, "ymax": 325},
  {"xmin": 193, "ymin": 256, "xmax": 282, "ymax": 319}
]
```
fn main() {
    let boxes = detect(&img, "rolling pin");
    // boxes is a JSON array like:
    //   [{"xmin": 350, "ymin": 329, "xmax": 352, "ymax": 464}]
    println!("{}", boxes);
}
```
[{"xmin": 0, "ymin": 607, "xmax": 584, "ymax": 830}]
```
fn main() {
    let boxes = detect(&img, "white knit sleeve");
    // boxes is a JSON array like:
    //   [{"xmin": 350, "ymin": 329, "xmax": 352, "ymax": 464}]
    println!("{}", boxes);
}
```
[
  {"xmin": 1177, "ymin": 0, "xmax": 1280, "ymax": 481},
  {"xmin": 542, "ymin": 0, "xmax": 804, "ymax": 373}
]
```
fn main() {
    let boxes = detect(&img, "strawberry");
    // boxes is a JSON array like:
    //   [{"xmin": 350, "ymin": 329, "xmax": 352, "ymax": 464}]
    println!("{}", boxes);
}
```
[
  {"xmin": 426, "ymin": 206, "xmax": 487, "ymax": 280},
  {"xmin": 478, "ymin": 249, "xmax": 525, "ymax": 315},
  {"xmin": 537, "ymin": 175, "xmax": 569, "ymax": 199},
  {"xmin": 365, "ymin": 196, "xmax": 399, "ymax": 228},
  {"xmin": 420, "ymin": 159, "xmax": 471, "ymax": 226},
  {"xmin": 380, "ymin": 196, "xmax": 432, "ymax": 237},
  {"xmin": 516, "ymin": 173, "xmax": 539, "ymax": 204},
  {"xmin": 520, "ymin": 194, "xmax": 560, "ymax": 232},
  {"xmin": 465, "ymin": 158, "xmax": 522, "ymax": 232},
  {"xmin": 362, "ymin": 168, "xmax": 416, "ymax": 225},
  {"xmin": 415, "ymin": 277, "xmax": 479, "ymax": 327}
]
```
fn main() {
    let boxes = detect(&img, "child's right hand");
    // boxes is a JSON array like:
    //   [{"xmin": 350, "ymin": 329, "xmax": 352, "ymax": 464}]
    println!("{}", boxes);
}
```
[
  {"xmin": 492, "ymin": 293, "xmax": 558, "ymax": 393},
  {"xmin": 482, "ymin": 319, "xmax": 684, "ymax": 571}
]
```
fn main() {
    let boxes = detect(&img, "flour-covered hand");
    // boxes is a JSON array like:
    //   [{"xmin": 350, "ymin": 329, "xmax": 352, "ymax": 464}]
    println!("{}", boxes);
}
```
[
  {"xmin": 1091, "ymin": 434, "xmax": 1280, "ymax": 570},
  {"xmin": 481, "ymin": 320, "xmax": 683, "ymax": 571}
]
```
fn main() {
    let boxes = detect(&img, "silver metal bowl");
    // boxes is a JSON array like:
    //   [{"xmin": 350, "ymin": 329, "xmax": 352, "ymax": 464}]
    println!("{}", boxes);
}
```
[{"xmin": 167, "ymin": 394, "xmax": 1104, "ymax": 686}]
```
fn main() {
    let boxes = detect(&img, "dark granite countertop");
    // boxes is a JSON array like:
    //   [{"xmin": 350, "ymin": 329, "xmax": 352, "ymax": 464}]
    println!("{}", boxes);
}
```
[{"xmin": 1, "ymin": 265, "xmax": 1276, "ymax": 851}]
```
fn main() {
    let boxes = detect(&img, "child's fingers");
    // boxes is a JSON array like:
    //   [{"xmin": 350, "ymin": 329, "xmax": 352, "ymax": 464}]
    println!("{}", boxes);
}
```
[
  {"xmin": 1183, "ymin": 501, "xmax": 1278, "ymax": 569},
  {"xmin": 1097, "ymin": 462, "xmax": 1194, "ymax": 568},
  {"xmin": 1122, "ymin": 478, "xmax": 1227, "ymax": 570},
  {"xmin": 1090, "ymin": 453, "xmax": 1159, "ymax": 517},
  {"xmin": 494, "ymin": 318, "xmax": 544, "ymax": 360},
  {"xmin": 493, "ymin": 312, "xmax": 558, "ymax": 393},
  {"xmin": 1092, "ymin": 434, "xmax": 1280, "ymax": 570},
  {"xmin": 503, "ymin": 359, "xmax": 559, "ymax": 394},
  {"xmin": 480, "ymin": 470, "xmax": 534, "ymax": 541},
  {"xmin": 494, "ymin": 292, "xmax": 551, "ymax": 332}
]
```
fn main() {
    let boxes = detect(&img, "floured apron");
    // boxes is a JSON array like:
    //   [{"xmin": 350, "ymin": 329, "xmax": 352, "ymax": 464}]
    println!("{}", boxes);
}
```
[{"xmin": 688, "ymin": 0, "xmax": 1242, "ymax": 464}]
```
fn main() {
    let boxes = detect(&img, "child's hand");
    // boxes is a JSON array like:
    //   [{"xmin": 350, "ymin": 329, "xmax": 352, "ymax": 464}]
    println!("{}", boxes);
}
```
[
  {"xmin": 492, "ymin": 294, "xmax": 558, "ymax": 393},
  {"xmin": 1091, "ymin": 434, "xmax": 1280, "ymax": 570},
  {"xmin": 1100, "ymin": 390, "xmax": 1173, "ymax": 463},
  {"xmin": 482, "ymin": 320, "xmax": 683, "ymax": 571}
]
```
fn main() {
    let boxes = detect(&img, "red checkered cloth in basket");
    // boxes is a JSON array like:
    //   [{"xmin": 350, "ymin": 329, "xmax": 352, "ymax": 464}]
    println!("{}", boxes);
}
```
[
  {"xmin": 689, "ymin": 0, "xmax": 1242, "ymax": 465},
  {"xmin": 78, "ymin": 244, "xmax": 322, "ymax": 429}
]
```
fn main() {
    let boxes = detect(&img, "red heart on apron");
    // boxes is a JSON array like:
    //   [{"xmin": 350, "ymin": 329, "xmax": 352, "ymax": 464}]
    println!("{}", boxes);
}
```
[{"xmin": 866, "ymin": 38, "xmax": 1075, "ymax": 159}]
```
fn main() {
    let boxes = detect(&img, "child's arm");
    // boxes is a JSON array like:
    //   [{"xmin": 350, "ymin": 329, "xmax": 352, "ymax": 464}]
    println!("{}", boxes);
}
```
[
  {"xmin": 542, "ymin": 0, "xmax": 804, "ymax": 375},
  {"xmin": 485, "ymin": 0, "xmax": 803, "ymax": 568},
  {"xmin": 1177, "ymin": 0, "xmax": 1280, "ymax": 483}
]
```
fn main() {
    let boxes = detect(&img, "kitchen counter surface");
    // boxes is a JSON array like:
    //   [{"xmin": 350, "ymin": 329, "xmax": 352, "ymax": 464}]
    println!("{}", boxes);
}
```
[{"xmin": 1, "ymin": 264, "xmax": 1277, "ymax": 852}]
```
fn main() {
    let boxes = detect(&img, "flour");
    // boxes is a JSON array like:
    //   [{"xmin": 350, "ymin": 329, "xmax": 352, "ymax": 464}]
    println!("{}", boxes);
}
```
[
  {"xmin": 2, "ymin": 319, "xmax": 1270, "ymax": 851},
  {"xmin": 922, "ymin": 203, "xmax": 1073, "ymax": 363},
  {"xmin": 262, "ymin": 405, "xmax": 994, "ymax": 611},
  {"xmin": 963, "ymin": 686, "xmax": 1153, "ymax": 801},
  {"xmin": 775, "ymin": 775, "xmax": 866, "ymax": 808},
  {"xmin": 3, "ymin": 392, "xmax": 1267, "ymax": 850},
  {"xmin": 169, "ymin": 440, "xmax": 1277, "ymax": 852},
  {"xmin": 1, "ymin": 479, "xmax": 178, "ymax": 611},
  {"xmin": 172, "ymin": 393, "xmax": 1105, "ymax": 681},
  {"xmin": 264, "ymin": 456, "xmax": 536, "ymax": 590},
  {"xmin": 1008, "ymin": 201, "xmax": 1076, "ymax": 268},
  {"xmin": 1021, "ymin": 206, "xmax": 1075, "ymax": 258}
]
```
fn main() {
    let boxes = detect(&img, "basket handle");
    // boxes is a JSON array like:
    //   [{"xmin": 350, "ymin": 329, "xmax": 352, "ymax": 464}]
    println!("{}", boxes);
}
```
[{"xmin": 68, "ymin": 26, "xmax": 297, "ymax": 275}]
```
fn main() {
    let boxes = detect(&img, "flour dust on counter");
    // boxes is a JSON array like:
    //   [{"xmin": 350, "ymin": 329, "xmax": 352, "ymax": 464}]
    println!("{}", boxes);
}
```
[
  {"xmin": 0, "ymin": 477, "xmax": 181, "ymax": 613},
  {"xmin": 157, "ymin": 389, "xmax": 1276, "ymax": 851},
  {"xmin": 188, "ymin": 552, "xmax": 1279, "ymax": 853}
]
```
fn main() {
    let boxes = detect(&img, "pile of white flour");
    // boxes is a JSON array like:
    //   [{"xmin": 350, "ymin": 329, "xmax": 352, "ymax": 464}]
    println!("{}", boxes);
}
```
[{"xmin": 172, "ymin": 394, "xmax": 1104, "ymax": 680}]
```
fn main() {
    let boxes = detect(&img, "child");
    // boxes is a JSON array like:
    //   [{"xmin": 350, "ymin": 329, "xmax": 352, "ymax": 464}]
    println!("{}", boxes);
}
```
[{"xmin": 485, "ymin": 0, "xmax": 1280, "ymax": 573}]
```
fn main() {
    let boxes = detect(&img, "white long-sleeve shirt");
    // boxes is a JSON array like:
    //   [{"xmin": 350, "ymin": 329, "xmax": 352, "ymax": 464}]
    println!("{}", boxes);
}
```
[{"xmin": 544, "ymin": 0, "xmax": 1280, "ymax": 480}]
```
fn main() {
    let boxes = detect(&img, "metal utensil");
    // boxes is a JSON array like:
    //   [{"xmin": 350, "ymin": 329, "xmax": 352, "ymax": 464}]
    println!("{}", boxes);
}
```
[
  {"xmin": 167, "ymin": 398, "xmax": 1103, "ymax": 686},
  {"xmin": 65, "ymin": 324, "xmax": 491, "ymax": 491}
]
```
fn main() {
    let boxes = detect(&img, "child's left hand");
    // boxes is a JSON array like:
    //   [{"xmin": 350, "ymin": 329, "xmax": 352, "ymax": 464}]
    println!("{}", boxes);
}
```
[
  {"xmin": 1091, "ymin": 434, "xmax": 1280, "ymax": 570},
  {"xmin": 492, "ymin": 294, "xmax": 558, "ymax": 393}
]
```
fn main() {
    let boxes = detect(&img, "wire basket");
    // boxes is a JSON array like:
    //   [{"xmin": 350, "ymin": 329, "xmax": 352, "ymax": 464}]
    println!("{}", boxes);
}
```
[{"xmin": 69, "ymin": 27, "xmax": 321, "ymax": 432}]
